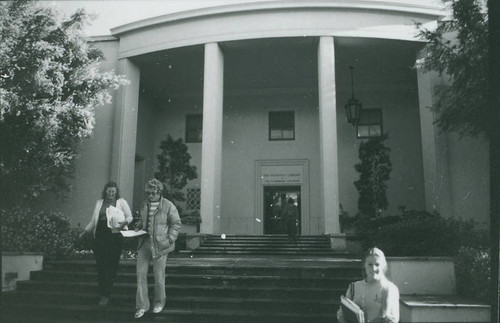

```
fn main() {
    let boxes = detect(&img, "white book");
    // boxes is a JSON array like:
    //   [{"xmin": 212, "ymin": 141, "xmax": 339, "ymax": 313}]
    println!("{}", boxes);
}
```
[{"xmin": 340, "ymin": 295, "xmax": 365, "ymax": 323}]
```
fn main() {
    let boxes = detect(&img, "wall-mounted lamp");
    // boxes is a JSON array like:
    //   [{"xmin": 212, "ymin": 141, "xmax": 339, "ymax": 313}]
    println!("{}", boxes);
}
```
[{"xmin": 344, "ymin": 66, "xmax": 362, "ymax": 126}]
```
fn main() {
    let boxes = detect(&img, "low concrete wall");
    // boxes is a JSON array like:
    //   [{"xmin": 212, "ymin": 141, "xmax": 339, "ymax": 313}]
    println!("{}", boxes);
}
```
[
  {"xmin": 399, "ymin": 295, "xmax": 491, "ymax": 323},
  {"xmin": 387, "ymin": 257, "xmax": 456, "ymax": 295},
  {"xmin": 329, "ymin": 234, "xmax": 347, "ymax": 251},
  {"xmin": 2, "ymin": 252, "xmax": 43, "ymax": 291},
  {"xmin": 185, "ymin": 234, "xmax": 207, "ymax": 250}
]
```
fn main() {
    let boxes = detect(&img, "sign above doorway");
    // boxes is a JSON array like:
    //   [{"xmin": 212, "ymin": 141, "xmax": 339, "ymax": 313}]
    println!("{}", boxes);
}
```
[{"xmin": 260, "ymin": 164, "xmax": 303, "ymax": 184}]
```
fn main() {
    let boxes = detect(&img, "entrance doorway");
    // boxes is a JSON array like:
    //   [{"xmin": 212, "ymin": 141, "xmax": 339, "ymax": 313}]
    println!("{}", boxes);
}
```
[{"xmin": 263, "ymin": 186, "xmax": 301, "ymax": 235}]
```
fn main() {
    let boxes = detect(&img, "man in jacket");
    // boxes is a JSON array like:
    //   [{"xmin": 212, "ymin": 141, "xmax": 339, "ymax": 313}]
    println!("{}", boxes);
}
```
[{"xmin": 134, "ymin": 178, "xmax": 181, "ymax": 319}]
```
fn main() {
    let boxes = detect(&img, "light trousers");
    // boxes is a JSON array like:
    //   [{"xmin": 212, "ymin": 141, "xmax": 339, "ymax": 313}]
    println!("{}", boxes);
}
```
[{"xmin": 135, "ymin": 236, "xmax": 168, "ymax": 310}]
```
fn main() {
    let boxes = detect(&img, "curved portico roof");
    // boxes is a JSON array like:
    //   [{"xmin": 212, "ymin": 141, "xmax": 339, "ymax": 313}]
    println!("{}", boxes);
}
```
[{"xmin": 110, "ymin": 0, "xmax": 447, "ymax": 59}]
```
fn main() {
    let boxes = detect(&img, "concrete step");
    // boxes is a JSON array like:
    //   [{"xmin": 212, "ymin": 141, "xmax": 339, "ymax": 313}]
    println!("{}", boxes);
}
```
[
  {"xmin": 196, "ymin": 247, "xmax": 332, "ymax": 252},
  {"xmin": 1, "ymin": 290, "xmax": 339, "ymax": 313},
  {"xmin": 1, "ymin": 254, "xmax": 358, "ymax": 322},
  {"xmin": 1, "ymin": 302, "xmax": 338, "ymax": 323},
  {"xmin": 202, "ymin": 238, "xmax": 328, "ymax": 242},
  {"xmin": 194, "ymin": 235, "xmax": 339, "ymax": 256},
  {"xmin": 43, "ymin": 259, "xmax": 361, "ymax": 276},
  {"xmin": 192, "ymin": 249, "xmax": 341, "ymax": 255},
  {"xmin": 400, "ymin": 295, "xmax": 491, "ymax": 323},
  {"xmin": 31, "ymin": 270, "xmax": 356, "ymax": 288},
  {"xmin": 16, "ymin": 280, "xmax": 344, "ymax": 299},
  {"xmin": 199, "ymin": 242, "xmax": 331, "ymax": 247},
  {"xmin": 203, "ymin": 235, "xmax": 330, "ymax": 240}
]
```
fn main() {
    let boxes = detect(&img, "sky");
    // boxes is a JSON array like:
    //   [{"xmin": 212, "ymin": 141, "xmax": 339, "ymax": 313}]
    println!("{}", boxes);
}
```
[{"xmin": 43, "ymin": 0, "xmax": 445, "ymax": 37}]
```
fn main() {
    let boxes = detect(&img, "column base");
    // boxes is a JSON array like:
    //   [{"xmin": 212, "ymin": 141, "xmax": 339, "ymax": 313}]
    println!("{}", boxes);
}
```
[{"xmin": 329, "ymin": 234, "xmax": 347, "ymax": 251}]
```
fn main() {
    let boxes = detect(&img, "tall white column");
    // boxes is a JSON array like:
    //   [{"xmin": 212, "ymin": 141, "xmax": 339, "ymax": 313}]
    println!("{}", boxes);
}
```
[
  {"xmin": 111, "ymin": 58, "xmax": 140, "ymax": 203},
  {"xmin": 417, "ymin": 58, "xmax": 451, "ymax": 215},
  {"xmin": 318, "ymin": 37, "xmax": 340, "ymax": 234},
  {"xmin": 200, "ymin": 43, "xmax": 224, "ymax": 234}
]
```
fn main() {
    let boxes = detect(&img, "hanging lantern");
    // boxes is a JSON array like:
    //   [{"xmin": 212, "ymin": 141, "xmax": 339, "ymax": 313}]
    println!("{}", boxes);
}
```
[{"xmin": 344, "ymin": 66, "xmax": 362, "ymax": 126}]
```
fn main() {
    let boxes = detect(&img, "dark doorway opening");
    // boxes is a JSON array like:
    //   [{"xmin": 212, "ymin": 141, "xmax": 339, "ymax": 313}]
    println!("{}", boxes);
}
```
[{"xmin": 263, "ymin": 186, "xmax": 301, "ymax": 235}]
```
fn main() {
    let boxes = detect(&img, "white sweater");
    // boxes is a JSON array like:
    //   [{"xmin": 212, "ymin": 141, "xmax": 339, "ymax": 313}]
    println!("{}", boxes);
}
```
[{"xmin": 337, "ymin": 278, "xmax": 400, "ymax": 323}]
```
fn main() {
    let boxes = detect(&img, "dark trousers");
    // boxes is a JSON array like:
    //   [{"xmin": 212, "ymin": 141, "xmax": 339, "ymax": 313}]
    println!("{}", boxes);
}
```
[
  {"xmin": 93, "ymin": 220, "xmax": 123, "ymax": 297},
  {"xmin": 286, "ymin": 220, "xmax": 297, "ymax": 242}
]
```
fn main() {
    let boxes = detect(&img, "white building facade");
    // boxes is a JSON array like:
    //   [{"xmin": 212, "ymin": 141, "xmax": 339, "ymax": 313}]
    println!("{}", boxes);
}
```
[{"xmin": 61, "ymin": 1, "xmax": 490, "ymax": 236}]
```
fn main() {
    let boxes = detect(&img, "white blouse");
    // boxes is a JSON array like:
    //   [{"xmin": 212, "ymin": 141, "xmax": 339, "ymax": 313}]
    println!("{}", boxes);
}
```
[{"xmin": 84, "ymin": 198, "xmax": 133, "ymax": 236}]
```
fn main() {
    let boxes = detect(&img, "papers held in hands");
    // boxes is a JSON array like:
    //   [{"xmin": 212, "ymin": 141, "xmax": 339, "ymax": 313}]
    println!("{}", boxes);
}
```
[
  {"xmin": 340, "ymin": 295, "xmax": 365, "ymax": 323},
  {"xmin": 106, "ymin": 205, "xmax": 147, "ymax": 237},
  {"xmin": 121, "ymin": 230, "xmax": 147, "ymax": 237},
  {"xmin": 106, "ymin": 205, "xmax": 128, "ymax": 231}
]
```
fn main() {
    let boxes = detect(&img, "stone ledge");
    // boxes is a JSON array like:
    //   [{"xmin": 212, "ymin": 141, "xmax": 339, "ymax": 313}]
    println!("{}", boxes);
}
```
[
  {"xmin": 2, "ymin": 272, "xmax": 19, "ymax": 292},
  {"xmin": 400, "ymin": 295, "xmax": 491, "ymax": 323},
  {"xmin": 386, "ymin": 258, "xmax": 456, "ymax": 295},
  {"xmin": 401, "ymin": 295, "xmax": 490, "ymax": 308},
  {"xmin": 2, "ymin": 252, "xmax": 44, "ymax": 291},
  {"xmin": 387, "ymin": 256, "xmax": 454, "ymax": 262},
  {"xmin": 2, "ymin": 251, "xmax": 44, "ymax": 256}
]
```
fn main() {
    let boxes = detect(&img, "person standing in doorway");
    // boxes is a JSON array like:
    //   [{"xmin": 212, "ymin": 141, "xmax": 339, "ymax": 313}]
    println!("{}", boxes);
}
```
[
  {"xmin": 134, "ymin": 179, "xmax": 181, "ymax": 319},
  {"xmin": 80, "ymin": 181, "xmax": 133, "ymax": 306},
  {"xmin": 283, "ymin": 197, "xmax": 298, "ymax": 243}
]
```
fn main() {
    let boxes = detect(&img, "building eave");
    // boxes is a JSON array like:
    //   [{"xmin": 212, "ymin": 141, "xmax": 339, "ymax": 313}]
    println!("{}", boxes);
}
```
[
  {"xmin": 110, "ymin": 0, "xmax": 447, "ymax": 37},
  {"xmin": 86, "ymin": 35, "xmax": 119, "ymax": 43}
]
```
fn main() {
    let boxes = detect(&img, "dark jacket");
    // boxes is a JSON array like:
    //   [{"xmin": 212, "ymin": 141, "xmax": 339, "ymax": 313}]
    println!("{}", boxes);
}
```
[{"xmin": 283, "ymin": 204, "xmax": 298, "ymax": 224}]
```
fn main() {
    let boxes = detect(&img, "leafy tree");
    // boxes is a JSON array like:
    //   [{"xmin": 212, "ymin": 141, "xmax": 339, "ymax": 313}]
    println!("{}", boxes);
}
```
[
  {"xmin": 415, "ymin": 0, "xmax": 488, "ymax": 138},
  {"xmin": 417, "ymin": 2, "xmax": 498, "ymax": 319},
  {"xmin": 0, "ymin": 1, "xmax": 127, "ymax": 208},
  {"xmin": 354, "ymin": 134, "xmax": 392, "ymax": 218},
  {"xmin": 154, "ymin": 135, "xmax": 198, "ymax": 213}
]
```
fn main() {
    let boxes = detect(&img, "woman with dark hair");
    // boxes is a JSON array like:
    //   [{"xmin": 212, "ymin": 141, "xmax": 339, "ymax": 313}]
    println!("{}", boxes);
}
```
[
  {"xmin": 337, "ymin": 247, "xmax": 400, "ymax": 323},
  {"xmin": 80, "ymin": 181, "xmax": 133, "ymax": 306}
]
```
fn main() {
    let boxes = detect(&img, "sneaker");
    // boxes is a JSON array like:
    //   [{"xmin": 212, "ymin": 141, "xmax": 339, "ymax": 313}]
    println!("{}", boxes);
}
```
[
  {"xmin": 135, "ymin": 309, "xmax": 146, "ymax": 319},
  {"xmin": 98, "ymin": 297, "xmax": 109, "ymax": 306},
  {"xmin": 152, "ymin": 305, "xmax": 164, "ymax": 313}
]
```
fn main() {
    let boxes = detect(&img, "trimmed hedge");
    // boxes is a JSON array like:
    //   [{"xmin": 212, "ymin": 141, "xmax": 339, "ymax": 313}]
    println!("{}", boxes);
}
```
[
  {"xmin": 354, "ymin": 208, "xmax": 488, "ymax": 257},
  {"xmin": 455, "ymin": 246, "xmax": 491, "ymax": 303},
  {"xmin": 1, "ymin": 207, "xmax": 78, "ymax": 260}
]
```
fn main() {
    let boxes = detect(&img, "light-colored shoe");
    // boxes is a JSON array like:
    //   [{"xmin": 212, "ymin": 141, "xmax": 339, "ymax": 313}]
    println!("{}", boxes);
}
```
[
  {"xmin": 152, "ymin": 305, "xmax": 164, "ymax": 313},
  {"xmin": 98, "ymin": 297, "xmax": 109, "ymax": 306},
  {"xmin": 134, "ymin": 309, "xmax": 146, "ymax": 319}
]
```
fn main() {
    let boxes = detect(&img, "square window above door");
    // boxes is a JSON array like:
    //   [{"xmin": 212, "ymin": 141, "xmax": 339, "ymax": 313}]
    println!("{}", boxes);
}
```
[{"xmin": 269, "ymin": 111, "xmax": 295, "ymax": 141}]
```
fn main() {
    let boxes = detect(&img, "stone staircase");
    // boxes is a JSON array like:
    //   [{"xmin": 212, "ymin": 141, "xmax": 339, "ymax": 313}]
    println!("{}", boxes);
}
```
[
  {"xmin": 3, "ymin": 235, "xmax": 488, "ymax": 322},
  {"xmin": 191, "ymin": 234, "xmax": 347, "ymax": 256},
  {"xmin": 1, "ymin": 237, "xmax": 362, "ymax": 323}
]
